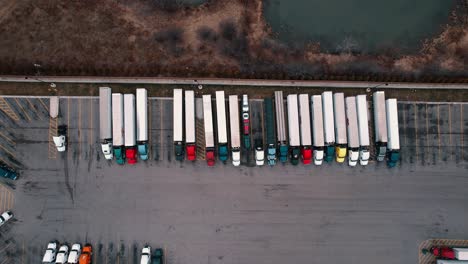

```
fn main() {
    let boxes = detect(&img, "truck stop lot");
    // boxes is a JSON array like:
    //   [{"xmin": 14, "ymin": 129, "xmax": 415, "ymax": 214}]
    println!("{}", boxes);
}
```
[{"xmin": 0, "ymin": 96, "xmax": 467, "ymax": 264}]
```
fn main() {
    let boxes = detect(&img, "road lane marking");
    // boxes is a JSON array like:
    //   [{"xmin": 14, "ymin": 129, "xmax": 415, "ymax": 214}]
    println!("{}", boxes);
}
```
[
  {"xmin": 14, "ymin": 98, "xmax": 31, "ymax": 122},
  {"xmin": 0, "ymin": 97, "xmax": 19, "ymax": 121},
  {"xmin": 437, "ymin": 105, "xmax": 441, "ymax": 160},
  {"xmin": 26, "ymin": 98, "xmax": 43, "ymax": 120}
]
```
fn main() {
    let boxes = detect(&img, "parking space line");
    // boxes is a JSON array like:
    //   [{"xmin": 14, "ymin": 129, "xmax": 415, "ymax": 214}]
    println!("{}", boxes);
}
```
[
  {"xmin": 48, "ymin": 118, "xmax": 58, "ymax": 159},
  {"xmin": 461, "ymin": 104, "xmax": 464, "ymax": 160},
  {"xmin": 160, "ymin": 101, "xmax": 164, "ymax": 160},
  {"xmin": 8, "ymin": 191, "xmax": 13, "ymax": 210},
  {"xmin": 26, "ymin": 98, "xmax": 43, "ymax": 120},
  {"xmin": 0, "ymin": 97, "xmax": 19, "ymax": 121},
  {"xmin": 437, "ymin": 105, "xmax": 441, "ymax": 160},
  {"xmin": 448, "ymin": 104, "xmax": 452, "ymax": 160},
  {"xmin": 414, "ymin": 103, "xmax": 419, "ymax": 163},
  {"xmin": 0, "ymin": 132, "xmax": 15, "ymax": 146},
  {"xmin": 78, "ymin": 98, "xmax": 82, "ymax": 159},
  {"xmin": 0, "ymin": 256, "xmax": 9, "ymax": 264},
  {"xmin": 0, "ymin": 143, "xmax": 17, "ymax": 159},
  {"xmin": 14, "ymin": 98, "xmax": 32, "ymax": 122},
  {"xmin": 67, "ymin": 98, "xmax": 71, "ymax": 161},
  {"xmin": 22, "ymin": 239, "xmax": 25, "ymax": 264},
  {"xmin": 402, "ymin": 104, "xmax": 407, "ymax": 145},
  {"xmin": 148, "ymin": 99, "xmax": 152, "ymax": 160},
  {"xmin": 38, "ymin": 98, "xmax": 49, "ymax": 113},
  {"xmin": 260, "ymin": 101, "xmax": 265, "ymax": 143},
  {"xmin": 425, "ymin": 104, "xmax": 429, "ymax": 158},
  {"xmin": 0, "ymin": 157, "xmax": 15, "ymax": 171},
  {"xmin": 0, "ymin": 241, "xmax": 11, "ymax": 254},
  {"xmin": 89, "ymin": 99, "xmax": 94, "ymax": 146}
]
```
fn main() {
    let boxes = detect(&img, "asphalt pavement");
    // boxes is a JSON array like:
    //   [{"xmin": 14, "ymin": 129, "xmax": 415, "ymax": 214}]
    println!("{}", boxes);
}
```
[{"xmin": 0, "ymin": 96, "xmax": 467, "ymax": 264}]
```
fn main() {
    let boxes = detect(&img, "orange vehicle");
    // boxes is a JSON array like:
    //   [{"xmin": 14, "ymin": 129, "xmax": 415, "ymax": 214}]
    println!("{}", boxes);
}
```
[{"xmin": 79, "ymin": 244, "xmax": 92, "ymax": 264}]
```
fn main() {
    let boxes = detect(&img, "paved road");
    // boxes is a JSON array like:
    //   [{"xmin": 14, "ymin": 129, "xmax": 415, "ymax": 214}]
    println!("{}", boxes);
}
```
[{"xmin": 0, "ymin": 96, "xmax": 467, "ymax": 264}]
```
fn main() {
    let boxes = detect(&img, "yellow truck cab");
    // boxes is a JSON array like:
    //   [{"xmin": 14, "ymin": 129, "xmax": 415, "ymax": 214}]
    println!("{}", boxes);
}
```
[{"xmin": 335, "ymin": 145, "xmax": 347, "ymax": 163}]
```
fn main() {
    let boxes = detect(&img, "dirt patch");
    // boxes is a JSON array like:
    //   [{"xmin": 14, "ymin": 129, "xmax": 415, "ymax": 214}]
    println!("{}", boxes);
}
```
[{"xmin": 0, "ymin": 0, "xmax": 467, "ymax": 82}]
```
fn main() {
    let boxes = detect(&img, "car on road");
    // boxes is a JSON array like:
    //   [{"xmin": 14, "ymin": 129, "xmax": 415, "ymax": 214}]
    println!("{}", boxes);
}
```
[
  {"xmin": 42, "ymin": 241, "xmax": 58, "ymax": 263},
  {"xmin": 140, "ymin": 245, "xmax": 151, "ymax": 264},
  {"xmin": 55, "ymin": 244, "xmax": 69, "ymax": 264},
  {"xmin": 79, "ymin": 244, "xmax": 92, "ymax": 264},
  {"xmin": 53, "ymin": 125, "xmax": 67, "ymax": 152},
  {"xmin": 0, "ymin": 164, "xmax": 18, "ymax": 180},
  {"xmin": 67, "ymin": 244, "xmax": 81, "ymax": 263},
  {"xmin": 0, "ymin": 210, "xmax": 13, "ymax": 227},
  {"xmin": 152, "ymin": 248, "xmax": 164, "ymax": 264}
]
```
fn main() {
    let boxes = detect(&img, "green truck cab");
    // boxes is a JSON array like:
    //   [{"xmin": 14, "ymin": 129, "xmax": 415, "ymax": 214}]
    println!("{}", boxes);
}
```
[
  {"xmin": 113, "ymin": 146, "xmax": 125, "ymax": 165},
  {"xmin": 218, "ymin": 144, "xmax": 229, "ymax": 161}
]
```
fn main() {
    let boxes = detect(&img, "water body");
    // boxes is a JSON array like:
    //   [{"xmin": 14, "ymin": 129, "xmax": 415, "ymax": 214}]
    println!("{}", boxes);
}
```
[{"xmin": 264, "ymin": 0, "xmax": 455, "ymax": 54}]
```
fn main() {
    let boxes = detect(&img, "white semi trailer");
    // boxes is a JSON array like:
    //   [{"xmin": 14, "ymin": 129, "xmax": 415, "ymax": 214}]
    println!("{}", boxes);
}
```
[
  {"xmin": 215, "ymin": 91, "xmax": 229, "ymax": 162},
  {"xmin": 185, "ymin": 90, "xmax": 196, "ymax": 161},
  {"xmin": 356, "ymin": 95, "xmax": 370, "ymax": 166},
  {"xmin": 136, "ymin": 88, "xmax": 148, "ymax": 160},
  {"xmin": 386, "ymin": 98, "xmax": 400, "ymax": 167},
  {"xmin": 373, "ymin": 91, "xmax": 388, "ymax": 161},
  {"xmin": 112, "ymin": 93, "xmax": 125, "ymax": 164},
  {"xmin": 311, "ymin": 95, "xmax": 324, "ymax": 165},
  {"xmin": 173, "ymin": 89, "xmax": 184, "ymax": 161},
  {"xmin": 322, "ymin": 91, "xmax": 335, "ymax": 162},
  {"xmin": 124, "ymin": 94, "xmax": 137, "ymax": 164},
  {"xmin": 287, "ymin": 94, "xmax": 300, "ymax": 165},
  {"xmin": 229, "ymin": 95, "xmax": 241, "ymax": 166},
  {"xmin": 99, "ymin": 87, "xmax": 113, "ymax": 160},
  {"xmin": 203, "ymin": 95, "xmax": 215, "ymax": 166},
  {"xmin": 345, "ymin": 96, "xmax": 359, "ymax": 167},
  {"xmin": 298, "ymin": 94, "xmax": 312, "ymax": 164},
  {"xmin": 333, "ymin": 93, "xmax": 347, "ymax": 163}
]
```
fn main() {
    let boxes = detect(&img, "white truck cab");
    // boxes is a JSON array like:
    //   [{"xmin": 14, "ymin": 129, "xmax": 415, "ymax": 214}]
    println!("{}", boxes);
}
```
[
  {"xmin": 67, "ymin": 244, "xmax": 81, "ymax": 263},
  {"xmin": 42, "ymin": 241, "xmax": 58, "ymax": 263},
  {"xmin": 314, "ymin": 150, "xmax": 324, "ymax": 165},
  {"xmin": 232, "ymin": 150, "xmax": 241, "ymax": 166},
  {"xmin": 53, "ymin": 125, "xmax": 67, "ymax": 152},
  {"xmin": 0, "ymin": 211, "xmax": 13, "ymax": 227},
  {"xmin": 101, "ymin": 144, "xmax": 113, "ymax": 159},
  {"xmin": 55, "ymin": 245, "xmax": 69, "ymax": 264},
  {"xmin": 140, "ymin": 246, "xmax": 151, "ymax": 264},
  {"xmin": 255, "ymin": 147, "xmax": 265, "ymax": 166}
]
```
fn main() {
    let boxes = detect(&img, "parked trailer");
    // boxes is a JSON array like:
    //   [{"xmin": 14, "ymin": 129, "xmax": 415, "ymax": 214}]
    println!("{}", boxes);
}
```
[
  {"xmin": 229, "ymin": 95, "xmax": 241, "ymax": 166},
  {"xmin": 356, "ymin": 95, "xmax": 370, "ymax": 165},
  {"xmin": 264, "ymin": 98, "xmax": 277, "ymax": 166},
  {"xmin": 333, "ymin": 93, "xmax": 347, "ymax": 163},
  {"xmin": 124, "ymin": 94, "xmax": 137, "ymax": 164},
  {"xmin": 298, "ymin": 94, "xmax": 312, "ymax": 164},
  {"xmin": 112, "ymin": 93, "xmax": 125, "ymax": 164},
  {"xmin": 241, "ymin": 94, "xmax": 251, "ymax": 149},
  {"xmin": 287, "ymin": 94, "xmax": 300, "ymax": 165},
  {"xmin": 311, "ymin": 95, "xmax": 324, "ymax": 165},
  {"xmin": 216, "ymin": 91, "xmax": 229, "ymax": 161},
  {"xmin": 203, "ymin": 95, "xmax": 215, "ymax": 166},
  {"xmin": 322, "ymin": 91, "xmax": 335, "ymax": 162},
  {"xmin": 373, "ymin": 91, "xmax": 388, "ymax": 161},
  {"xmin": 99, "ymin": 87, "xmax": 113, "ymax": 160},
  {"xmin": 173, "ymin": 89, "xmax": 184, "ymax": 161},
  {"xmin": 274, "ymin": 91, "xmax": 288, "ymax": 163},
  {"xmin": 386, "ymin": 98, "xmax": 400, "ymax": 167},
  {"xmin": 136, "ymin": 88, "xmax": 148, "ymax": 160},
  {"xmin": 345, "ymin": 97, "xmax": 359, "ymax": 167},
  {"xmin": 185, "ymin": 90, "xmax": 196, "ymax": 161}
]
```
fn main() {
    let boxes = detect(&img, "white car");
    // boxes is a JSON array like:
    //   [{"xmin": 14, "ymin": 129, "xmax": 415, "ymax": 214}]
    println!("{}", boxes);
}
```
[
  {"xmin": 42, "ymin": 241, "xmax": 57, "ymax": 263},
  {"xmin": 67, "ymin": 244, "xmax": 81, "ymax": 263},
  {"xmin": 55, "ymin": 245, "xmax": 69, "ymax": 264},
  {"xmin": 140, "ymin": 246, "xmax": 151, "ymax": 264},
  {"xmin": 0, "ymin": 211, "xmax": 13, "ymax": 227}
]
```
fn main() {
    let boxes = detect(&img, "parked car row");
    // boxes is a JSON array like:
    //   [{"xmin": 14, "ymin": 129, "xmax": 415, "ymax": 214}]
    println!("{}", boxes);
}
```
[{"xmin": 41, "ymin": 241, "xmax": 163, "ymax": 264}]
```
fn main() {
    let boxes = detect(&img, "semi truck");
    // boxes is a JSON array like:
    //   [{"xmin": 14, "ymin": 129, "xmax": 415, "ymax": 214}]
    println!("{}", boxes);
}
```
[
  {"xmin": 333, "ymin": 93, "xmax": 347, "ymax": 163},
  {"xmin": 112, "ymin": 93, "xmax": 125, "ymax": 164},
  {"xmin": 274, "ymin": 91, "xmax": 288, "ymax": 163},
  {"xmin": 241, "ymin": 95, "xmax": 251, "ymax": 149},
  {"xmin": 356, "ymin": 95, "xmax": 370, "ymax": 165},
  {"xmin": 264, "ymin": 98, "xmax": 277, "ymax": 166},
  {"xmin": 173, "ymin": 89, "xmax": 184, "ymax": 161},
  {"xmin": 136, "ymin": 88, "xmax": 148, "ymax": 160},
  {"xmin": 298, "ymin": 94, "xmax": 312, "ymax": 164},
  {"xmin": 345, "ymin": 96, "xmax": 359, "ymax": 166},
  {"xmin": 373, "ymin": 91, "xmax": 388, "ymax": 161},
  {"xmin": 229, "ymin": 95, "xmax": 241, "ymax": 166},
  {"xmin": 185, "ymin": 90, "xmax": 196, "ymax": 161},
  {"xmin": 386, "ymin": 98, "xmax": 400, "ymax": 167},
  {"xmin": 124, "ymin": 94, "xmax": 137, "ymax": 164},
  {"xmin": 216, "ymin": 91, "xmax": 229, "ymax": 161},
  {"xmin": 287, "ymin": 94, "xmax": 300, "ymax": 165},
  {"xmin": 311, "ymin": 95, "xmax": 325, "ymax": 165},
  {"xmin": 203, "ymin": 95, "xmax": 215, "ymax": 166},
  {"xmin": 322, "ymin": 91, "xmax": 335, "ymax": 162},
  {"xmin": 99, "ymin": 87, "xmax": 113, "ymax": 160}
]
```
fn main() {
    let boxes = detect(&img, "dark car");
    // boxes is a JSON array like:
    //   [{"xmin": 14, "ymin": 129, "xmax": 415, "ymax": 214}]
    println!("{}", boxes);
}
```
[
  {"xmin": 152, "ymin": 248, "xmax": 164, "ymax": 264},
  {"xmin": 0, "ymin": 165, "xmax": 17, "ymax": 180}
]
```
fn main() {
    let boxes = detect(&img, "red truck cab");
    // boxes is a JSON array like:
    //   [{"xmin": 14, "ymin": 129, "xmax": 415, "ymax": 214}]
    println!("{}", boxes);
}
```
[
  {"xmin": 206, "ymin": 150, "xmax": 215, "ymax": 166},
  {"xmin": 301, "ymin": 147, "xmax": 312, "ymax": 164},
  {"xmin": 186, "ymin": 144, "xmax": 196, "ymax": 161},
  {"xmin": 125, "ymin": 148, "xmax": 137, "ymax": 164}
]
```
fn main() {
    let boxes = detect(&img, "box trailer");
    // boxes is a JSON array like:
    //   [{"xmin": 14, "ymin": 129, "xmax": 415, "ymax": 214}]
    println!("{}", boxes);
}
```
[
  {"xmin": 386, "ymin": 98, "xmax": 400, "ymax": 167},
  {"xmin": 215, "ymin": 91, "xmax": 229, "ymax": 161},
  {"xmin": 112, "ymin": 93, "xmax": 125, "ymax": 164},
  {"xmin": 241, "ymin": 94, "xmax": 251, "ymax": 149},
  {"xmin": 203, "ymin": 95, "xmax": 215, "ymax": 166},
  {"xmin": 274, "ymin": 91, "xmax": 288, "ymax": 163},
  {"xmin": 136, "ymin": 88, "xmax": 148, "ymax": 160},
  {"xmin": 345, "ymin": 97, "xmax": 359, "ymax": 167},
  {"xmin": 356, "ymin": 95, "xmax": 370, "ymax": 165},
  {"xmin": 287, "ymin": 94, "xmax": 300, "ymax": 165},
  {"xmin": 311, "ymin": 95, "xmax": 324, "ymax": 165},
  {"xmin": 99, "ymin": 87, "xmax": 113, "ymax": 160},
  {"xmin": 333, "ymin": 93, "xmax": 347, "ymax": 163},
  {"xmin": 454, "ymin": 248, "xmax": 468, "ymax": 260},
  {"xmin": 373, "ymin": 91, "xmax": 388, "ymax": 161},
  {"xmin": 322, "ymin": 91, "xmax": 335, "ymax": 162},
  {"xmin": 124, "ymin": 94, "xmax": 137, "ymax": 164},
  {"xmin": 264, "ymin": 98, "xmax": 277, "ymax": 166},
  {"xmin": 173, "ymin": 89, "xmax": 184, "ymax": 161},
  {"xmin": 298, "ymin": 94, "xmax": 312, "ymax": 164},
  {"xmin": 229, "ymin": 95, "xmax": 241, "ymax": 166},
  {"xmin": 185, "ymin": 90, "xmax": 196, "ymax": 161}
]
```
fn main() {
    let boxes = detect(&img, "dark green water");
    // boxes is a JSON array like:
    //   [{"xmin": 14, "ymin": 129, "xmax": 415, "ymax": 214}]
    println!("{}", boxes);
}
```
[{"xmin": 264, "ymin": 0, "xmax": 455, "ymax": 53}]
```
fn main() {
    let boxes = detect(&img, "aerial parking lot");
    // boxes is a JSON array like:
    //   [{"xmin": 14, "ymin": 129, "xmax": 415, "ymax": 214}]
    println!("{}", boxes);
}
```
[{"xmin": 0, "ymin": 92, "xmax": 467, "ymax": 264}]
